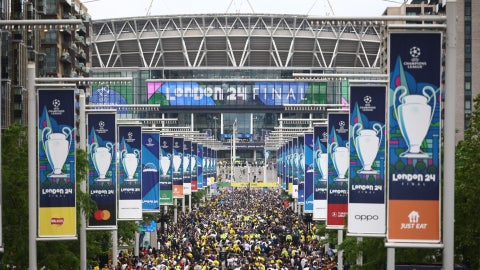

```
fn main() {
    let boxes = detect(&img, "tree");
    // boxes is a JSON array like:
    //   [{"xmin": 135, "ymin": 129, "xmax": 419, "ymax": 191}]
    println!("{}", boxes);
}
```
[{"xmin": 454, "ymin": 94, "xmax": 480, "ymax": 269}]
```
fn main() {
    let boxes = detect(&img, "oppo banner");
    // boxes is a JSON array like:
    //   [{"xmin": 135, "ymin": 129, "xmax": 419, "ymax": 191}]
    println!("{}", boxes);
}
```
[
  {"xmin": 173, "ymin": 137, "xmax": 184, "ymax": 198},
  {"xmin": 327, "ymin": 113, "xmax": 349, "ymax": 229},
  {"xmin": 141, "ymin": 132, "xmax": 160, "ymax": 212},
  {"xmin": 183, "ymin": 140, "xmax": 192, "ymax": 195},
  {"xmin": 197, "ymin": 144, "xmax": 204, "ymax": 190},
  {"xmin": 159, "ymin": 136, "xmax": 173, "ymax": 205},
  {"xmin": 348, "ymin": 85, "xmax": 387, "ymax": 236},
  {"xmin": 387, "ymin": 32, "xmax": 442, "ymax": 243},
  {"xmin": 38, "ymin": 89, "xmax": 76, "ymax": 238},
  {"xmin": 87, "ymin": 112, "xmax": 117, "ymax": 228},
  {"xmin": 191, "ymin": 142, "xmax": 198, "ymax": 192},
  {"xmin": 304, "ymin": 133, "xmax": 314, "ymax": 213},
  {"xmin": 313, "ymin": 126, "xmax": 328, "ymax": 220},
  {"xmin": 118, "ymin": 125, "xmax": 142, "ymax": 220}
]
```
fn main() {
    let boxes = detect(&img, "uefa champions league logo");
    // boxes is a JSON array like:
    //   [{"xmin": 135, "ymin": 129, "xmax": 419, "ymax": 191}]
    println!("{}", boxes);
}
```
[
  {"xmin": 161, "ymin": 141, "xmax": 168, "ymax": 149},
  {"xmin": 410, "ymin": 46, "xmax": 421, "ymax": 58},
  {"xmin": 146, "ymin": 137, "xmax": 155, "ymax": 147},
  {"xmin": 363, "ymin": 95, "xmax": 372, "ymax": 106},
  {"xmin": 128, "ymin": 132, "xmax": 133, "ymax": 140},
  {"xmin": 52, "ymin": 99, "xmax": 61, "ymax": 110},
  {"xmin": 337, "ymin": 120, "xmax": 347, "ymax": 133},
  {"xmin": 98, "ymin": 121, "xmax": 105, "ymax": 130}
]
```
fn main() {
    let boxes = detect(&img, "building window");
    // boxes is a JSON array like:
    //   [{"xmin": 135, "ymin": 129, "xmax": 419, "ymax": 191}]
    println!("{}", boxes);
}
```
[{"xmin": 45, "ymin": 47, "xmax": 57, "ymax": 74}]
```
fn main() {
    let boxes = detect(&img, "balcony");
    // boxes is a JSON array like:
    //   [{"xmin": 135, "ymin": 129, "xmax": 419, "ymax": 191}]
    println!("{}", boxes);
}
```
[{"xmin": 61, "ymin": 52, "xmax": 71, "ymax": 63}]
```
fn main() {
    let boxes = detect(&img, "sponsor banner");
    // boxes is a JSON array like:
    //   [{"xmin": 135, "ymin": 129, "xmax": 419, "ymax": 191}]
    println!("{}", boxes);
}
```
[
  {"xmin": 183, "ymin": 140, "xmax": 192, "ymax": 195},
  {"xmin": 118, "ymin": 125, "xmax": 142, "ymax": 220},
  {"xmin": 191, "ymin": 142, "xmax": 198, "ymax": 192},
  {"xmin": 348, "ymin": 203, "xmax": 386, "ymax": 235},
  {"xmin": 197, "ymin": 144, "xmax": 204, "ymax": 190},
  {"xmin": 159, "ymin": 136, "xmax": 173, "ymax": 205},
  {"xmin": 297, "ymin": 136, "xmax": 305, "ymax": 205},
  {"xmin": 348, "ymin": 85, "xmax": 387, "ymax": 236},
  {"xmin": 313, "ymin": 126, "xmax": 328, "ymax": 220},
  {"xmin": 87, "ymin": 112, "xmax": 117, "ymax": 228},
  {"xmin": 327, "ymin": 113, "xmax": 349, "ymax": 228},
  {"xmin": 172, "ymin": 137, "xmax": 184, "ymax": 198},
  {"xmin": 387, "ymin": 32, "xmax": 442, "ymax": 243},
  {"xmin": 141, "ymin": 132, "xmax": 160, "ymax": 212},
  {"xmin": 304, "ymin": 133, "xmax": 314, "ymax": 213},
  {"xmin": 38, "ymin": 89, "xmax": 76, "ymax": 238},
  {"xmin": 292, "ymin": 138, "xmax": 298, "ymax": 199},
  {"xmin": 147, "ymin": 81, "xmax": 328, "ymax": 106}
]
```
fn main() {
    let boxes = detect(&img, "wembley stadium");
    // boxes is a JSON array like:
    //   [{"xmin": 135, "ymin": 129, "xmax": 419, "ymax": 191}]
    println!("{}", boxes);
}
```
[{"xmin": 89, "ymin": 14, "xmax": 385, "ymax": 161}]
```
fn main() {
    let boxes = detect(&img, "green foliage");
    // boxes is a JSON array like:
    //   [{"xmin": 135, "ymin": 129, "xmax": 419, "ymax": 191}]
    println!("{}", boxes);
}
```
[{"xmin": 454, "ymin": 94, "xmax": 480, "ymax": 269}]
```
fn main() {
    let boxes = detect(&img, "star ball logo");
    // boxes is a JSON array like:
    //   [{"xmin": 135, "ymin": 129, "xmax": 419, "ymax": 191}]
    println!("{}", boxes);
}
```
[
  {"xmin": 410, "ymin": 46, "xmax": 421, "ymax": 58},
  {"xmin": 52, "ymin": 99, "xmax": 61, "ymax": 110},
  {"xmin": 337, "ymin": 120, "xmax": 348, "ymax": 134},
  {"xmin": 48, "ymin": 98, "xmax": 65, "ymax": 115},
  {"xmin": 403, "ymin": 45, "xmax": 427, "ymax": 69},
  {"xmin": 360, "ymin": 95, "xmax": 376, "ymax": 112},
  {"xmin": 96, "ymin": 120, "xmax": 109, "ymax": 134}
]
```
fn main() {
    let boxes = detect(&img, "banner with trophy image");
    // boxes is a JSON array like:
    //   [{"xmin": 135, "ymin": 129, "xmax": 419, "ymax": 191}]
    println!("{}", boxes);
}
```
[
  {"xmin": 159, "ymin": 136, "xmax": 173, "ymax": 205},
  {"xmin": 191, "ymin": 142, "xmax": 198, "ymax": 192},
  {"xmin": 38, "ymin": 89, "xmax": 76, "ymax": 238},
  {"xmin": 118, "ymin": 125, "xmax": 142, "ymax": 220},
  {"xmin": 292, "ymin": 138, "xmax": 299, "ymax": 199},
  {"xmin": 313, "ymin": 125, "xmax": 328, "ymax": 221},
  {"xmin": 287, "ymin": 140, "xmax": 293, "ymax": 195},
  {"xmin": 297, "ymin": 136, "xmax": 305, "ymax": 205},
  {"xmin": 348, "ymin": 85, "xmax": 387, "ymax": 236},
  {"xmin": 197, "ymin": 144, "xmax": 204, "ymax": 190},
  {"xmin": 387, "ymin": 32, "xmax": 442, "ymax": 243},
  {"xmin": 172, "ymin": 137, "xmax": 184, "ymax": 198},
  {"xmin": 202, "ymin": 146, "xmax": 208, "ymax": 188},
  {"xmin": 304, "ymin": 133, "xmax": 314, "ymax": 213},
  {"xmin": 327, "ymin": 113, "xmax": 349, "ymax": 229},
  {"xmin": 183, "ymin": 140, "xmax": 192, "ymax": 195},
  {"xmin": 87, "ymin": 112, "xmax": 117, "ymax": 229},
  {"xmin": 141, "ymin": 132, "xmax": 160, "ymax": 212}
]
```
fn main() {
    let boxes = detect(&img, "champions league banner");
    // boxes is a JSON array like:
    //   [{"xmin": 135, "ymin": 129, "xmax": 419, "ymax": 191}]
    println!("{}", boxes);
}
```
[
  {"xmin": 38, "ymin": 89, "xmax": 76, "ymax": 238},
  {"xmin": 327, "ymin": 113, "xmax": 349, "ymax": 229},
  {"xmin": 141, "ymin": 132, "xmax": 160, "ymax": 213},
  {"xmin": 159, "ymin": 136, "xmax": 173, "ymax": 205},
  {"xmin": 202, "ymin": 146, "xmax": 208, "ymax": 188},
  {"xmin": 191, "ymin": 142, "xmax": 198, "ymax": 192},
  {"xmin": 292, "ymin": 138, "xmax": 298, "ymax": 199},
  {"xmin": 118, "ymin": 125, "xmax": 142, "ymax": 220},
  {"xmin": 387, "ymin": 32, "xmax": 442, "ymax": 243},
  {"xmin": 297, "ymin": 136, "xmax": 305, "ymax": 205},
  {"xmin": 183, "ymin": 140, "xmax": 192, "ymax": 195},
  {"xmin": 173, "ymin": 137, "xmax": 184, "ymax": 198},
  {"xmin": 197, "ymin": 144, "xmax": 204, "ymax": 190},
  {"xmin": 348, "ymin": 85, "xmax": 387, "ymax": 236},
  {"xmin": 87, "ymin": 112, "xmax": 117, "ymax": 228},
  {"xmin": 287, "ymin": 141, "xmax": 293, "ymax": 195},
  {"xmin": 313, "ymin": 126, "xmax": 328, "ymax": 220},
  {"xmin": 304, "ymin": 133, "xmax": 314, "ymax": 213}
]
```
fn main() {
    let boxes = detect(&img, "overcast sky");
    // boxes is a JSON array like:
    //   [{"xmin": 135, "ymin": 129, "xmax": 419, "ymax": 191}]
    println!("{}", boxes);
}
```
[{"xmin": 84, "ymin": 0, "xmax": 401, "ymax": 20}]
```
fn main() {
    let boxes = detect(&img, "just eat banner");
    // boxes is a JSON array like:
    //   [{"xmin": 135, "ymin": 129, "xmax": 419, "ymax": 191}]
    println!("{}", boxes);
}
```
[{"xmin": 387, "ymin": 32, "xmax": 442, "ymax": 243}]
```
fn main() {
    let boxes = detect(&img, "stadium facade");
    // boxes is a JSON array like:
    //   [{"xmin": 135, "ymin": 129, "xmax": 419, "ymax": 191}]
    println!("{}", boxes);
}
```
[{"xmin": 90, "ymin": 13, "xmax": 387, "ymax": 162}]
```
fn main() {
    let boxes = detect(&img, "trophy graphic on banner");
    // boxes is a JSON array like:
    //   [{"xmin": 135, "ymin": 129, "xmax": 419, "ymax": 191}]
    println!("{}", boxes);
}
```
[
  {"xmin": 315, "ymin": 149, "xmax": 328, "ymax": 181},
  {"xmin": 329, "ymin": 142, "xmax": 349, "ymax": 182},
  {"xmin": 42, "ymin": 126, "xmax": 73, "ymax": 178},
  {"xmin": 183, "ymin": 154, "xmax": 190, "ymax": 173},
  {"xmin": 394, "ymin": 85, "xmax": 436, "ymax": 158},
  {"xmin": 90, "ymin": 142, "xmax": 114, "ymax": 181},
  {"xmin": 160, "ymin": 154, "xmax": 171, "ymax": 179},
  {"xmin": 172, "ymin": 153, "xmax": 182, "ymax": 176},
  {"xmin": 121, "ymin": 149, "xmax": 140, "ymax": 181},
  {"xmin": 352, "ymin": 122, "xmax": 382, "ymax": 174},
  {"xmin": 191, "ymin": 155, "xmax": 197, "ymax": 174}
]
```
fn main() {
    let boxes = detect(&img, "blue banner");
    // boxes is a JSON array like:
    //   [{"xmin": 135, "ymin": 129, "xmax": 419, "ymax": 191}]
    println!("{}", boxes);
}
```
[
  {"xmin": 173, "ymin": 137, "xmax": 184, "ymax": 198},
  {"xmin": 304, "ymin": 133, "xmax": 314, "ymax": 213},
  {"xmin": 183, "ymin": 140, "xmax": 192, "ymax": 195},
  {"xmin": 142, "ymin": 132, "xmax": 160, "ymax": 212},
  {"xmin": 159, "ymin": 136, "xmax": 173, "ymax": 205},
  {"xmin": 191, "ymin": 142, "xmax": 198, "ymax": 192},
  {"xmin": 313, "ymin": 126, "xmax": 328, "ymax": 220},
  {"xmin": 197, "ymin": 144, "xmax": 204, "ymax": 190},
  {"xmin": 38, "ymin": 89, "xmax": 76, "ymax": 238},
  {"xmin": 87, "ymin": 112, "xmax": 117, "ymax": 228},
  {"xmin": 297, "ymin": 136, "xmax": 305, "ymax": 204},
  {"xmin": 118, "ymin": 125, "xmax": 142, "ymax": 220}
]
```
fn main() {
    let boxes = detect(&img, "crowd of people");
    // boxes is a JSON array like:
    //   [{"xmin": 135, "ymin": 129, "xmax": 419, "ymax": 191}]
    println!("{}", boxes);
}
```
[{"xmin": 111, "ymin": 188, "xmax": 338, "ymax": 269}]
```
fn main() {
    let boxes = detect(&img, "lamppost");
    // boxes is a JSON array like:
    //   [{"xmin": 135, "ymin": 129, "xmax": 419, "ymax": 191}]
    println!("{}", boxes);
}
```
[{"xmin": 213, "ymin": 116, "xmax": 218, "ymax": 140}]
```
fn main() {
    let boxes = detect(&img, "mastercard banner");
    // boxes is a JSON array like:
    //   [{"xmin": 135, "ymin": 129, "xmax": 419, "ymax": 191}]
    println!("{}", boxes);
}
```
[
  {"xmin": 87, "ymin": 112, "xmax": 117, "ymax": 229},
  {"xmin": 118, "ymin": 125, "xmax": 142, "ymax": 220},
  {"xmin": 348, "ymin": 85, "xmax": 387, "ymax": 236},
  {"xmin": 387, "ymin": 32, "xmax": 442, "ymax": 243},
  {"xmin": 326, "ymin": 113, "xmax": 349, "ymax": 229},
  {"xmin": 38, "ymin": 89, "xmax": 76, "ymax": 238},
  {"xmin": 141, "ymin": 132, "xmax": 160, "ymax": 213},
  {"xmin": 191, "ymin": 142, "xmax": 198, "ymax": 192},
  {"xmin": 313, "ymin": 125, "xmax": 328, "ymax": 221}
]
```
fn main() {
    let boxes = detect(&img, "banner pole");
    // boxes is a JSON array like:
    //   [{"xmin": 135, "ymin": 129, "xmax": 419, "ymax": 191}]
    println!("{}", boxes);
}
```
[
  {"xmin": 79, "ymin": 90, "xmax": 87, "ymax": 269},
  {"xmin": 27, "ymin": 62, "xmax": 38, "ymax": 269}
]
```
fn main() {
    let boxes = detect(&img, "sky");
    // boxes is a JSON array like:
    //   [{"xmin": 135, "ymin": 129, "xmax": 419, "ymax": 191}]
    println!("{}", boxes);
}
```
[{"xmin": 83, "ymin": 0, "xmax": 402, "ymax": 20}]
